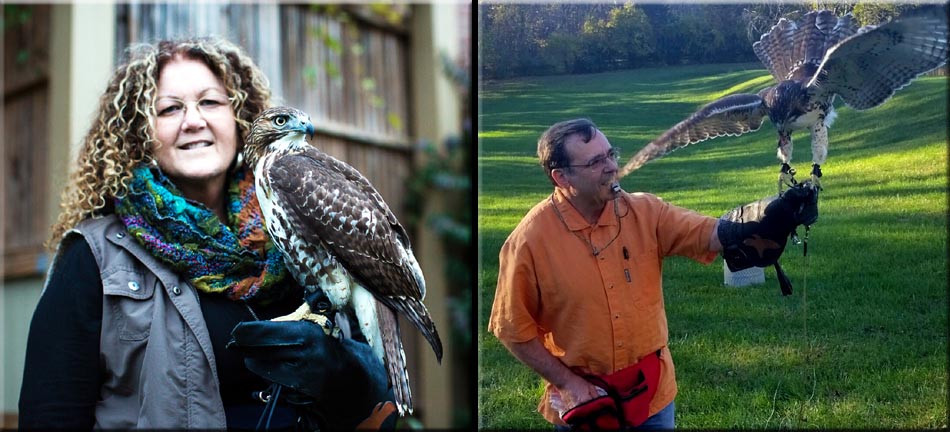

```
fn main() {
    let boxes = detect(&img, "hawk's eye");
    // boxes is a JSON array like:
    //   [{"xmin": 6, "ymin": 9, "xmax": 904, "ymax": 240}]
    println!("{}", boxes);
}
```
[{"xmin": 274, "ymin": 116, "xmax": 287, "ymax": 127}]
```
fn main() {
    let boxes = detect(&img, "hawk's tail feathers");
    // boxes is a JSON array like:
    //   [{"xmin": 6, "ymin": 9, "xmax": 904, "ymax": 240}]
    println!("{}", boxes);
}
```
[
  {"xmin": 753, "ymin": 17, "xmax": 798, "ymax": 81},
  {"xmin": 789, "ymin": 11, "xmax": 819, "ymax": 70},
  {"xmin": 754, "ymin": 10, "xmax": 859, "ymax": 81},
  {"xmin": 377, "ymin": 302, "xmax": 412, "ymax": 416},
  {"xmin": 812, "ymin": 10, "xmax": 839, "ymax": 57},
  {"xmin": 826, "ymin": 13, "xmax": 858, "ymax": 52},
  {"xmin": 394, "ymin": 299, "xmax": 443, "ymax": 363}
]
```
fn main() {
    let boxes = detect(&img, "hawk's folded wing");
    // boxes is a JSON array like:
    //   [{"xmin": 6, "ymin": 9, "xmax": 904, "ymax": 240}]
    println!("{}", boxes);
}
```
[{"xmin": 267, "ymin": 149, "xmax": 441, "ymax": 361}]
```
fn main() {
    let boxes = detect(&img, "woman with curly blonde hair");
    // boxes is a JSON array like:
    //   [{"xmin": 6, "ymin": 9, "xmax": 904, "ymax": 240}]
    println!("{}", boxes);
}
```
[
  {"xmin": 48, "ymin": 38, "xmax": 270, "ymax": 245},
  {"xmin": 19, "ymin": 37, "xmax": 393, "ymax": 430}
]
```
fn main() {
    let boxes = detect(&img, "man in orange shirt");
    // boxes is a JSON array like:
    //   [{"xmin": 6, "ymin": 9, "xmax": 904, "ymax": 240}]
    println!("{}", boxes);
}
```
[{"xmin": 488, "ymin": 118, "xmax": 818, "ymax": 429}]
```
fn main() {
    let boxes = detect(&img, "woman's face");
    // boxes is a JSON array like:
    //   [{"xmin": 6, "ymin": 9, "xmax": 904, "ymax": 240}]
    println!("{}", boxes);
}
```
[{"xmin": 152, "ymin": 56, "xmax": 238, "ymax": 190}]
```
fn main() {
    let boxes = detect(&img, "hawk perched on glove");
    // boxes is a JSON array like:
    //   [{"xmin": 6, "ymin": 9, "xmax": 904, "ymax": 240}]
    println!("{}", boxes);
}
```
[
  {"xmin": 618, "ymin": 7, "xmax": 948, "ymax": 191},
  {"xmin": 243, "ymin": 106, "xmax": 442, "ymax": 415}
]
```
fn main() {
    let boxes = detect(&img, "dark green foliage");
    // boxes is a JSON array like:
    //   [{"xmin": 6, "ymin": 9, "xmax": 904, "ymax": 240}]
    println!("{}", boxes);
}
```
[{"xmin": 480, "ymin": 3, "xmax": 939, "ymax": 79}]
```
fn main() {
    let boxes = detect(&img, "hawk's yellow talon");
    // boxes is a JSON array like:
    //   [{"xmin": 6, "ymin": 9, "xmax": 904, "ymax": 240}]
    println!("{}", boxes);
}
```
[
  {"xmin": 778, "ymin": 171, "xmax": 798, "ymax": 194},
  {"xmin": 270, "ymin": 302, "xmax": 338, "ymax": 337}
]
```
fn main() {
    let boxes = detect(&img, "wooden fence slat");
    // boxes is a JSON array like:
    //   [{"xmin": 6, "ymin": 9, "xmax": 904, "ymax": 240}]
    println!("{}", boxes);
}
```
[
  {"xmin": 3, "ymin": 5, "xmax": 51, "ymax": 278},
  {"xmin": 3, "ymin": 5, "xmax": 50, "ymax": 95}
]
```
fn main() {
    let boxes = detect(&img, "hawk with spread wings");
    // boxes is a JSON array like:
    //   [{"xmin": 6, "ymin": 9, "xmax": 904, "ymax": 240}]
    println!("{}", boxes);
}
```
[
  {"xmin": 618, "ymin": 7, "xmax": 948, "ymax": 191},
  {"xmin": 244, "ymin": 106, "xmax": 442, "ymax": 415}
]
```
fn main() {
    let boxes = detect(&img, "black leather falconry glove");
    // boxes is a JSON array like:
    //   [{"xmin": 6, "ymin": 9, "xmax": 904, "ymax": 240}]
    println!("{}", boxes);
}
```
[
  {"xmin": 228, "ymin": 304, "xmax": 396, "ymax": 430},
  {"xmin": 717, "ymin": 181, "xmax": 819, "ymax": 294}
]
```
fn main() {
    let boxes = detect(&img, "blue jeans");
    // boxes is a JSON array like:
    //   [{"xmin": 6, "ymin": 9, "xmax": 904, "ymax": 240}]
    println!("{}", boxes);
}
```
[{"xmin": 555, "ymin": 401, "xmax": 675, "ymax": 431}]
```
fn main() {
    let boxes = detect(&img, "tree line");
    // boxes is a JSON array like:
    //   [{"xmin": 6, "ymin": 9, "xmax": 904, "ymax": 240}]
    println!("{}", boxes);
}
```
[{"xmin": 479, "ymin": 2, "xmax": 916, "ymax": 80}]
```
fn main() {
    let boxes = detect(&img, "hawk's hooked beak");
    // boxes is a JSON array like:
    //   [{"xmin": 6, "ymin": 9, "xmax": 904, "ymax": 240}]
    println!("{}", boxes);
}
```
[
  {"xmin": 304, "ymin": 121, "xmax": 315, "ymax": 141},
  {"xmin": 294, "ymin": 114, "xmax": 315, "ymax": 141}
]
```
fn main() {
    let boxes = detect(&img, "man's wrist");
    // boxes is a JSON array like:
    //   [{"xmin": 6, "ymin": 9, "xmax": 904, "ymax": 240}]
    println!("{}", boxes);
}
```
[{"xmin": 550, "ymin": 369, "xmax": 585, "ymax": 390}]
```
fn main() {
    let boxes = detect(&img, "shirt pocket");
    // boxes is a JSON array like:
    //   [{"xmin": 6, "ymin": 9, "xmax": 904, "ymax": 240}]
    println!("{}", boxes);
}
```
[
  {"xmin": 626, "ymin": 248, "xmax": 663, "ymax": 311},
  {"xmin": 102, "ymin": 266, "xmax": 157, "ymax": 341}
]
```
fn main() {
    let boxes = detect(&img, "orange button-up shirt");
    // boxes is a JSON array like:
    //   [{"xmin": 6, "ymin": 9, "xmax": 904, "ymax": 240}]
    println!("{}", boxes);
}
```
[{"xmin": 489, "ymin": 189, "xmax": 718, "ymax": 425}]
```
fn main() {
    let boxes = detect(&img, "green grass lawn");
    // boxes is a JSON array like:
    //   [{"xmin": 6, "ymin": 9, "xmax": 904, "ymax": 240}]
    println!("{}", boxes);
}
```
[{"xmin": 477, "ymin": 63, "xmax": 947, "ymax": 429}]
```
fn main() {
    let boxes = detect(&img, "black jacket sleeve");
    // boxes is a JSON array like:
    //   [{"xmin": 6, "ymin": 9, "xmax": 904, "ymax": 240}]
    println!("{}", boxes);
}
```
[{"xmin": 18, "ymin": 237, "xmax": 102, "ymax": 430}]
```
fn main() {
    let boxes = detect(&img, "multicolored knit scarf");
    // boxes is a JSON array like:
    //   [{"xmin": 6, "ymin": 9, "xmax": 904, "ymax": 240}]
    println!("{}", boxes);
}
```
[{"xmin": 115, "ymin": 164, "xmax": 289, "ymax": 304}]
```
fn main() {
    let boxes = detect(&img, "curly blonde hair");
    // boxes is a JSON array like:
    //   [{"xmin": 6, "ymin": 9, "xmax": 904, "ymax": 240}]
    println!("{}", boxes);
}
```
[{"xmin": 47, "ymin": 37, "xmax": 272, "ymax": 249}]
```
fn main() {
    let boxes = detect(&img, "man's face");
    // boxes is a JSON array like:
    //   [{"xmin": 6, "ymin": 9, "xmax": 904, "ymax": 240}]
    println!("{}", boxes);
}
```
[{"xmin": 562, "ymin": 130, "xmax": 619, "ymax": 206}]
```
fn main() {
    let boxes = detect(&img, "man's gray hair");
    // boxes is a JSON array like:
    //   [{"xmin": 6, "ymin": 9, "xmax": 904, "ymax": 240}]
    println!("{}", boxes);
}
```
[{"xmin": 537, "ymin": 118, "xmax": 598, "ymax": 186}]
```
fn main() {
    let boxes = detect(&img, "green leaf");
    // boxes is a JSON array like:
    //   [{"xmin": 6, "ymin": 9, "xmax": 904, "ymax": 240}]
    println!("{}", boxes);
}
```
[
  {"xmin": 387, "ymin": 112, "xmax": 403, "ymax": 131},
  {"xmin": 16, "ymin": 50, "xmax": 30, "ymax": 65},
  {"xmin": 325, "ymin": 61, "xmax": 340, "ymax": 80},
  {"xmin": 361, "ymin": 77, "xmax": 376, "ymax": 92},
  {"xmin": 318, "ymin": 28, "xmax": 343, "ymax": 55},
  {"xmin": 301, "ymin": 65, "xmax": 318, "ymax": 86}
]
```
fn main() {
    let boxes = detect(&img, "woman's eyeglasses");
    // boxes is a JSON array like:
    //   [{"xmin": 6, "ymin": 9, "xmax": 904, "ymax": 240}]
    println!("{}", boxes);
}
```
[{"xmin": 155, "ymin": 92, "xmax": 233, "ymax": 121}]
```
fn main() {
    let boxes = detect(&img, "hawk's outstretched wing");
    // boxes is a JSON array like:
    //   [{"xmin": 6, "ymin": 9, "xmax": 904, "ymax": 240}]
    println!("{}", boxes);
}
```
[
  {"xmin": 619, "ymin": 93, "xmax": 770, "ymax": 178},
  {"xmin": 808, "ymin": 7, "xmax": 949, "ymax": 109}
]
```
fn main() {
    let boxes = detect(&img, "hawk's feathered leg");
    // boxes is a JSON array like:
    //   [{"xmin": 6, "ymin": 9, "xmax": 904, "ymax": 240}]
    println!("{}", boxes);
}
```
[
  {"xmin": 809, "ymin": 116, "xmax": 830, "ymax": 191},
  {"xmin": 777, "ymin": 130, "xmax": 797, "ymax": 193}
]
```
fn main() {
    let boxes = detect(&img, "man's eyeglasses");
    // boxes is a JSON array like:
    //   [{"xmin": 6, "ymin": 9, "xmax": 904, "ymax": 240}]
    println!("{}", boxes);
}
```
[{"xmin": 564, "ymin": 147, "xmax": 621, "ymax": 171}]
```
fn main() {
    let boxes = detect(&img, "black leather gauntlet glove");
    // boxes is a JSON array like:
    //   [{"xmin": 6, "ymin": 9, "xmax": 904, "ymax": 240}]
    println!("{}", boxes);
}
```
[
  {"xmin": 228, "ymin": 318, "xmax": 396, "ymax": 430},
  {"xmin": 718, "ymin": 181, "xmax": 819, "ymax": 293}
]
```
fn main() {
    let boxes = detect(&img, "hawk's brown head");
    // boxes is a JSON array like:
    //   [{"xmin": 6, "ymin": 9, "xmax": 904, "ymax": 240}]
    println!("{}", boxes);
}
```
[{"xmin": 244, "ymin": 106, "xmax": 315, "ymax": 168}]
